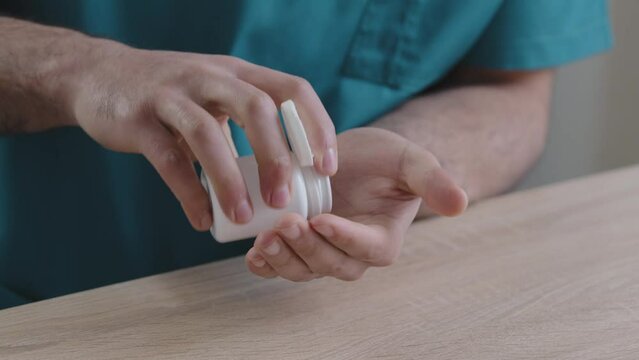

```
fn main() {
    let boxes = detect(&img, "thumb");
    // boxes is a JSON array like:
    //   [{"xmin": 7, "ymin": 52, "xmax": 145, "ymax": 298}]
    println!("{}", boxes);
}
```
[{"xmin": 400, "ymin": 142, "xmax": 468, "ymax": 216}]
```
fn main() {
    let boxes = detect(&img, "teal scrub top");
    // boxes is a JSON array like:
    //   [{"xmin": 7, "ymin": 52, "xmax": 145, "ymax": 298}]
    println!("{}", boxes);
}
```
[{"xmin": 0, "ymin": 0, "xmax": 612, "ymax": 308}]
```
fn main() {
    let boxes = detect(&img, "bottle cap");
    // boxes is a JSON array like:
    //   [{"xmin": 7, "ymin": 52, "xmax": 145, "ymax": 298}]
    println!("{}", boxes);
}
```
[
  {"xmin": 281, "ymin": 100, "xmax": 314, "ymax": 167},
  {"xmin": 281, "ymin": 99, "xmax": 332, "ymax": 216}
]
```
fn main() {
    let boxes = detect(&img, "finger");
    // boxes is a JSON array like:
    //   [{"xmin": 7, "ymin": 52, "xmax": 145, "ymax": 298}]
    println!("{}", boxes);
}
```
[
  {"xmin": 245, "ymin": 247, "xmax": 278, "ymax": 279},
  {"xmin": 275, "ymin": 213, "xmax": 367, "ymax": 281},
  {"xmin": 139, "ymin": 122, "xmax": 212, "ymax": 231},
  {"xmin": 154, "ymin": 90, "xmax": 253, "ymax": 224},
  {"xmin": 165, "ymin": 125, "xmax": 197, "ymax": 162},
  {"xmin": 175, "ymin": 133, "xmax": 197, "ymax": 162},
  {"xmin": 400, "ymin": 142, "xmax": 468, "ymax": 216},
  {"xmin": 310, "ymin": 214, "xmax": 400, "ymax": 267},
  {"xmin": 233, "ymin": 60, "xmax": 337, "ymax": 176},
  {"xmin": 254, "ymin": 230, "xmax": 317, "ymax": 282},
  {"xmin": 192, "ymin": 75, "xmax": 293, "ymax": 209}
]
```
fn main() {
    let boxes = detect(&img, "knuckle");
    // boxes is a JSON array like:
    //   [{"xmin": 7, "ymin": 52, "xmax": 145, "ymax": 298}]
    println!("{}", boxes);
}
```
[
  {"xmin": 198, "ymin": 79, "xmax": 225, "ymax": 102},
  {"xmin": 211, "ymin": 55, "xmax": 243, "ymax": 71},
  {"xmin": 152, "ymin": 92, "xmax": 210, "ymax": 141},
  {"xmin": 154, "ymin": 147, "xmax": 184, "ymax": 172},
  {"xmin": 171, "ymin": 105, "xmax": 204, "ymax": 138},
  {"xmin": 288, "ymin": 76, "xmax": 314, "ymax": 97},
  {"xmin": 262, "ymin": 154, "xmax": 291, "ymax": 180},
  {"xmin": 143, "ymin": 136, "xmax": 164, "ymax": 157},
  {"xmin": 246, "ymin": 93, "xmax": 276, "ymax": 120},
  {"xmin": 182, "ymin": 115, "xmax": 207, "ymax": 139},
  {"xmin": 151, "ymin": 88, "xmax": 177, "ymax": 116},
  {"xmin": 152, "ymin": 87, "xmax": 174, "ymax": 104},
  {"xmin": 178, "ymin": 64, "xmax": 207, "ymax": 82},
  {"xmin": 154, "ymin": 94, "xmax": 202, "ymax": 135}
]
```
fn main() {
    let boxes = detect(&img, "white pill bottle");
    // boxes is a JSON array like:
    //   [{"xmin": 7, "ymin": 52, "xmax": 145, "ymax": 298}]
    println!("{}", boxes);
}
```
[{"xmin": 200, "ymin": 100, "xmax": 332, "ymax": 242}]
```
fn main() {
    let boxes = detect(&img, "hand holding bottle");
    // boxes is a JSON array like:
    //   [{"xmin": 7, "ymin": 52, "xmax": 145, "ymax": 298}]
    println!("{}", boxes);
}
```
[{"xmin": 65, "ymin": 40, "xmax": 338, "ymax": 230}]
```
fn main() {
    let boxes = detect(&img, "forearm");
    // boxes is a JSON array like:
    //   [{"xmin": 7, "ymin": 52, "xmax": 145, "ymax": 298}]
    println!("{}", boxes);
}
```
[
  {"xmin": 371, "ymin": 69, "xmax": 553, "ymax": 216},
  {"xmin": 0, "ymin": 17, "xmax": 114, "ymax": 134}
]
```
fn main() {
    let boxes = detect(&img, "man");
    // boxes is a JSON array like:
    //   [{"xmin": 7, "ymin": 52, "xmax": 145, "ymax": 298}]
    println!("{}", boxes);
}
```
[{"xmin": 0, "ymin": 1, "xmax": 611, "ymax": 308}]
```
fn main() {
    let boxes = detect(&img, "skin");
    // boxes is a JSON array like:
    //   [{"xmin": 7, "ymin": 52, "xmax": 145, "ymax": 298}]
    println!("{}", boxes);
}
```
[
  {"xmin": 246, "ymin": 128, "xmax": 469, "ymax": 281},
  {"xmin": 246, "ymin": 70, "xmax": 553, "ymax": 281},
  {"xmin": 0, "ymin": 17, "xmax": 553, "ymax": 283},
  {"xmin": 0, "ymin": 17, "xmax": 338, "ymax": 231}
]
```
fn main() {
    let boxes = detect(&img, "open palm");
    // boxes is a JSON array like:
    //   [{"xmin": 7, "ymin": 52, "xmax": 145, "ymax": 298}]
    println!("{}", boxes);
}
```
[{"xmin": 245, "ymin": 127, "xmax": 467, "ymax": 281}]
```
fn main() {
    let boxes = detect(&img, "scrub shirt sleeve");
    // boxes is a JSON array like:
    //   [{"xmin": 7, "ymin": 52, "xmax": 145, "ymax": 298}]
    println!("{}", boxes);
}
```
[{"xmin": 462, "ymin": 0, "xmax": 613, "ymax": 70}]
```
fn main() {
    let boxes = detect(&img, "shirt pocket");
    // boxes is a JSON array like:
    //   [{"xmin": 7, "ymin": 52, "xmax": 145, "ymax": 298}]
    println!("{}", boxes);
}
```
[
  {"xmin": 340, "ymin": 0, "xmax": 503, "ymax": 90},
  {"xmin": 340, "ymin": 0, "xmax": 429, "ymax": 89}
]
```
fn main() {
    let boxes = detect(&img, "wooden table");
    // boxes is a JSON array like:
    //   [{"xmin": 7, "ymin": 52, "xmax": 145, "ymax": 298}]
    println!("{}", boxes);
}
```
[{"xmin": 2, "ymin": 166, "xmax": 639, "ymax": 359}]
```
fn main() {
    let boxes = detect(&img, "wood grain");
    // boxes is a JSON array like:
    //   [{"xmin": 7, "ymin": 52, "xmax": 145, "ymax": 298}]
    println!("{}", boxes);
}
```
[{"xmin": 2, "ymin": 166, "xmax": 639, "ymax": 359}]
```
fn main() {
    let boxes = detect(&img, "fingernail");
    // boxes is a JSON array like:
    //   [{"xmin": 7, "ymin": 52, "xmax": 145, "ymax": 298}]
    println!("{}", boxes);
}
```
[
  {"xmin": 279, "ymin": 223, "xmax": 301, "ymax": 239},
  {"xmin": 262, "ymin": 236, "xmax": 281, "ymax": 256},
  {"xmin": 460, "ymin": 190, "xmax": 469, "ymax": 209},
  {"xmin": 313, "ymin": 224, "xmax": 333, "ymax": 237},
  {"xmin": 322, "ymin": 147, "xmax": 337, "ymax": 174},
  {"xmin": 270, "ymin": 184, "xmax": 290, "ymax": 208},
  {"xmin": 250, "ymin": 255, "xmax": 266, "ymax": 267},
  {"xmin": 233, "ymin": 199, "xmax": 253, "ymax": 223}
]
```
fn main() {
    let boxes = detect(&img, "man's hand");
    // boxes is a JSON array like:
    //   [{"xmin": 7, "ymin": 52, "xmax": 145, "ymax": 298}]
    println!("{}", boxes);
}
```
[
  {"xmin": 245, "ymin": 128, "xmax": 467, "ymax": 281},
  {"xmin": 71, "ymin": 44, "xmax": 338, "ymax": 231},
  {"xmin": 0, "ymin": 18, "xmax": 338, "ymax": 231}
]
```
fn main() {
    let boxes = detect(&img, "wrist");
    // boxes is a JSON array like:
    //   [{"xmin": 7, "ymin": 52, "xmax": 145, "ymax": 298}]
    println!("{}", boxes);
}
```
[
  {"xmin": 37, "ymin": 32, "xmax": 126, "ymax": 128},
  {"xmin": 0, "ymin": 17, "xmax": 129, "ymax": 132}
]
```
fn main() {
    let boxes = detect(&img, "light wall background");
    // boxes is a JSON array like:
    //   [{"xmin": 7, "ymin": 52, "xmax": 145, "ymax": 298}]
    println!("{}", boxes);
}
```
[{"xmin": 518, "ymin": 0, "xmax": 639, "ymax": 189}]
